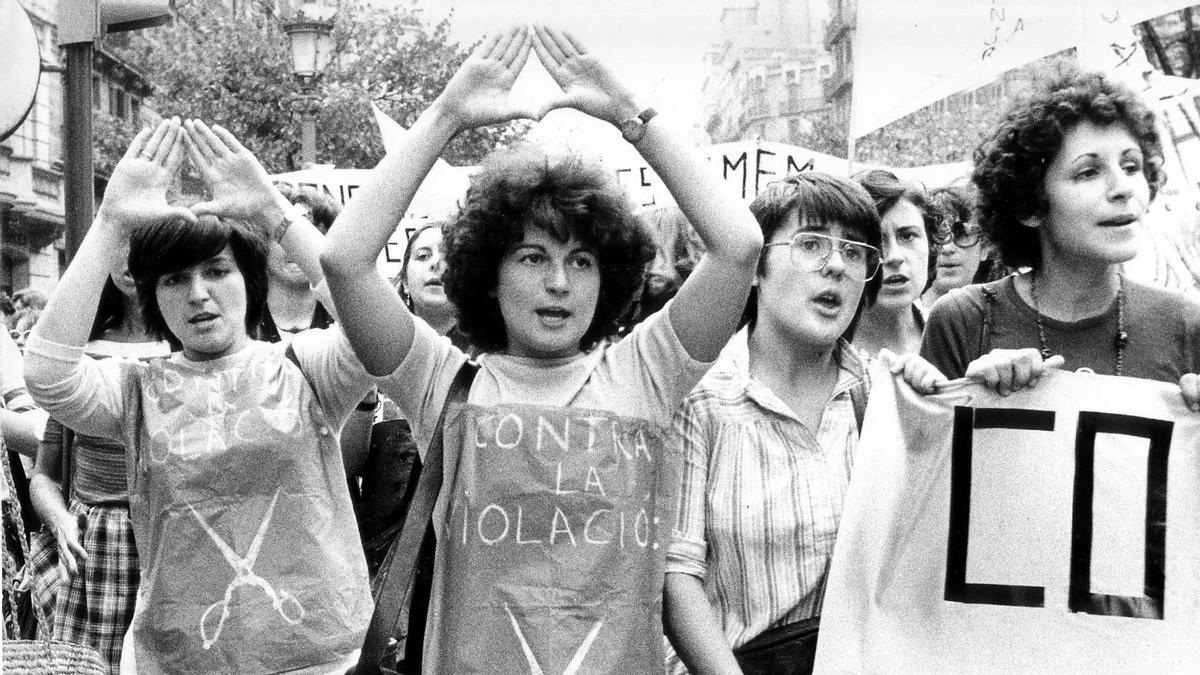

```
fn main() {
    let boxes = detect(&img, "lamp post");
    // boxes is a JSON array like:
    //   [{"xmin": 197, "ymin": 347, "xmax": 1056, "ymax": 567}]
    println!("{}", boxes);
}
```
[{"xmin": 283, "ymin": 2, "xmax": 334, "ymax": 168}]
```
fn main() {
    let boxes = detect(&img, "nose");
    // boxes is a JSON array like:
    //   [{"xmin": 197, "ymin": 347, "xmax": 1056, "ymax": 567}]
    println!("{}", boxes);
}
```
[
  {"xmin": 430, "ymin": 254, "xmax": 445, "ymax": 274},
  {"xmin": 649, "ymin": 250, "xmax": 673, "ymax": 278},
  {"xmin": 185, "ymin": 274, "xmax": 210, "ymax": 303},
  {"xmin": 822, "ymin": 246, "xmax": 848, "ymax": 277},
  {"xmin": 1108, "ymin": 166, "xmax": 1136, "ymax": 201},
  {"xmin": 544, "ymin": 261, "xmax": 570, "ymax": 294}
]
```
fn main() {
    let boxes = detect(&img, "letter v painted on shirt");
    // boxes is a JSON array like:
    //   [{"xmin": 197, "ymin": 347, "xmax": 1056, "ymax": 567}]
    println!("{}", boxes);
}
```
[{"xmin": 503, "ymin": 603, "xmax": 605, "ymax": 675}]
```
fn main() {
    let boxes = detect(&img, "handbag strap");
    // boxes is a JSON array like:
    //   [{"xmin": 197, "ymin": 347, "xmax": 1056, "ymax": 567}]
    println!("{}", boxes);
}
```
[
  {"xmin": 355, "ymin": 359, "xmax": 478, "ymax": 674},
  {"xmin": 58, "ymin": 424, "xmax": 74, "ymax": 503}
]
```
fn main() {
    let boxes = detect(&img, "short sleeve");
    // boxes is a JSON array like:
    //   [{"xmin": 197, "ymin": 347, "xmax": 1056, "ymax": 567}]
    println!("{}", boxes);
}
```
[
  {"xmin": 290, "ymin": 326, "xmax": 374, "ymax": 429},
  {"xmin": 665, "ymin": 393, "xmax": 712, "ymax": 580},
  {"xmin": 374, "ymin": 318, "xmax": 468, "ymax": 457},
  {"xmin": 921, "ymin": 287, "xmax": 987, "ymax": 380},
  {"xmin": 609, "ymin": 302, "xmax": 717, "ymax": 422}
]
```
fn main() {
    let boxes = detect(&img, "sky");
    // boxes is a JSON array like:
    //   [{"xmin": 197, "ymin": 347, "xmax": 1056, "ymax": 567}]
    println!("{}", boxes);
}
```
[{"xmin": 402, "ymin": 0, "xmax": 727, "ymax": 145}]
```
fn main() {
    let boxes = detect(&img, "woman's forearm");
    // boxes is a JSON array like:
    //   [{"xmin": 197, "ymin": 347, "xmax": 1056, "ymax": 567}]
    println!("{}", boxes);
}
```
[{"xmin": 664, "ymin": 572, "xmax": 742, "ymax": 675}]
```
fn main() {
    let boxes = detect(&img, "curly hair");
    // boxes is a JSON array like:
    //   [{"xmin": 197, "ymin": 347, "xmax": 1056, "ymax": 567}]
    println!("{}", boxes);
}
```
[
  {"xmin": 441, "ymin": 146, "xmax": 655, "ymax": 353},
  {"xmin": 971, "ymin": 66, "xmax": 1165, "ymax": 270},
  {"xmin": 129, "ymin": 215, "xmax": 269, "ymax": 348}
]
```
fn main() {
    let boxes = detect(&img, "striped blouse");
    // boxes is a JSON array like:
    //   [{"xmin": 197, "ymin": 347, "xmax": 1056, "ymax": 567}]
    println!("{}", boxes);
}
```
[{"xmin": 665, "ymin": 338, "xmax": 869, "ymax": 673}]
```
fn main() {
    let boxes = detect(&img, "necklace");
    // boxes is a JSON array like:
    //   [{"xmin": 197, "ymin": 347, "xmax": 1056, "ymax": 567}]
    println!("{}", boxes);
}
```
[{"xmin": 1028, "ymin": 272, "xmax": 1128, "ymax": 376}]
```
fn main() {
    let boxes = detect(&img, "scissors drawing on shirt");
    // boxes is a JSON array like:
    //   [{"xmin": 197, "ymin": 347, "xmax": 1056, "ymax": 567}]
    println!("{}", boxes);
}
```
[{"xmin": 188, "ymin": 488, "xmax": 306, "ymax": 649}]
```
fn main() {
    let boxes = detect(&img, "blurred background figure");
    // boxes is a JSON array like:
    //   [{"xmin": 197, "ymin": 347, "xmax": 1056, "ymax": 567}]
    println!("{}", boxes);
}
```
[
  {"xmin": 29, "ymin": 271, "xmax": 168, "ymax": 672},
  {"xmin": 921, "ymin": 184, "xmax": 999, "ymax": 308},
  {"xmin": 393, "ymin": 222, "xmax": 464, "ymax": 346},
  {"xmin": 257, "ymin": 184, "xmax": 340, "ymax": 342},
  {"xmin": 623, "ymin": 205, "xmax": 706, "ymax": 330}
]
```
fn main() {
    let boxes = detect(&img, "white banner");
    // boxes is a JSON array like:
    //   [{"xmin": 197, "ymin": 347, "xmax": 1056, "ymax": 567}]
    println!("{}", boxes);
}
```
[
  {"xmin": 850, "ymin": 0, "xmax": 1194, "ymax": 139},
  {"xmin": 817, "ymin": 370, "xmax": 1200, "ymax": 672}
]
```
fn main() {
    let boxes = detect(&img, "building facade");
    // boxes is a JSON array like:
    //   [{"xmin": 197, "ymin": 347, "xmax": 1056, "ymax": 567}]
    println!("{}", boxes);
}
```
[
  {"xmin": 701, "ymin": 0, "xmax": 832, "ymax": 144},
  {"xmin": 1, "ymin": 0, "xmax": 154, "ymax": 297}
]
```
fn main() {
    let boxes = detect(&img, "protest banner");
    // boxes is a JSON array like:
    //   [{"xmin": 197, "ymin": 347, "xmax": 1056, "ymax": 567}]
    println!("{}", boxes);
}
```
[
  {"xmin": 816, "ymin": 370, "xmax": 1200, "ymax": 672},
  {"xmin": 425, "ymin": 402, "xmax": 669, "ymax": 673},
  {"xmin": 613, "ymin": 140, "xmax": 968, "ymax": 209},
  {"xmin": 850, "ymin": 0, "xmax": 1194, "ymax": 139}
]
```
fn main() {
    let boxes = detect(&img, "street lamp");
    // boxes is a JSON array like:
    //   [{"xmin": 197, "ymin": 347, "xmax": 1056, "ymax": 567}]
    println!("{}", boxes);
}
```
[{"xmin": 283, "ymin": 2, "xmax": 335, "ymax": 168}]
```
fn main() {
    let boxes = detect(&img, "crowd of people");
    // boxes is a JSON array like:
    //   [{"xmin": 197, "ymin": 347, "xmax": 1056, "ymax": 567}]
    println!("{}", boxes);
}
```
[{"xmin": 2, "ymin": 22, "xmax": 1199, "ymax": 675}]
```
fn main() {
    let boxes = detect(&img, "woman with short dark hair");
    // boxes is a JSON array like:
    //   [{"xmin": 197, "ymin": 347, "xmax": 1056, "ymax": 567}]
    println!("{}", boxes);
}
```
[
  {"xmin": 852, "ymin": 169, "xmax": 943, "ymax": 356},
  {"xmin": 24, "ymin": 118, "xmax": 375, "ymax": 673}
]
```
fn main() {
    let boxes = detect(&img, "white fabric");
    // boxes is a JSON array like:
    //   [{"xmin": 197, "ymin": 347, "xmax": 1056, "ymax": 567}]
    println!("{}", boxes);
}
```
[{"xmin": 816, "ymin": 368, "xmax": 1200, "ymax": 672}]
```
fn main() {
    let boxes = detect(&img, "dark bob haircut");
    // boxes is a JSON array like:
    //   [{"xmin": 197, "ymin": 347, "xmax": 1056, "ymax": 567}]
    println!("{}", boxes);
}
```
[
  {"xmin": 128, "ymin": 215, "xmax": 269, "ymax": 348},
  {"xmin": 442, "ymin": 145, "xmax": 655, "ymax": 353},
  {"xmin": 854, "ymin": 168, "xmax": 943, "ymax": 291},
  {"xmin": 971, "ymin": 66, "xmax": 1165, "ymax": 270},
  {"xmin": 741, "ymin": 171, "xmax": 883, "ymax": 337}
]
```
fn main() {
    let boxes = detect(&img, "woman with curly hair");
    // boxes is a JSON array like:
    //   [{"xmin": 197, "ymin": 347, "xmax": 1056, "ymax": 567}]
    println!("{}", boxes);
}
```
[
  {"xmin": 851, "ymin": 169, "xmax": 942, "ymax": 356},
  {"xmin": 920, "ymin": 66, "xmax": 1200, "ymax": 409},
  {"xmin": 322, "ymin": 26, "xmax": 761, "ymax": 673}
]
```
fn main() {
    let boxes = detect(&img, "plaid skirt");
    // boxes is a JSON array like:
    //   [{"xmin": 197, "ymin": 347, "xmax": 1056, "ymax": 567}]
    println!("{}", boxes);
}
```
[{"xmin": 52, "ymin": 500, "xmax": 139, "ymax": 675}]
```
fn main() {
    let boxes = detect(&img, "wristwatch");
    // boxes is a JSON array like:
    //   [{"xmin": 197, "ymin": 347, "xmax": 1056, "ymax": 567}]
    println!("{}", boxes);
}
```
[{"xmin": 618, "ymin": 108, "xmax": 658, "ymax": 144}]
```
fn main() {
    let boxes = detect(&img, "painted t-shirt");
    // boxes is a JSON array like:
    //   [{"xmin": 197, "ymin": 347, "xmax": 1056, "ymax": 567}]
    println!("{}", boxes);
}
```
[
  {"xmin": 24, "ymin": 329, "xmax": 373, "ymax": 674},
  {"xmin": 378, "ymin": 304, "xmax": 713, "ymax": 673}
]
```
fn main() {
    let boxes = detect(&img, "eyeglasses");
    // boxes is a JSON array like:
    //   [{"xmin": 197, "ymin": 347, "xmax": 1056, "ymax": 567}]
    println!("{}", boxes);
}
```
[
  {"xmin": 939, "ymin": 221, "xmax": 982, "ymax": 249},
  {"xmin": 763, "ymin": 232, "xmax": 882, "ymax": 281}
]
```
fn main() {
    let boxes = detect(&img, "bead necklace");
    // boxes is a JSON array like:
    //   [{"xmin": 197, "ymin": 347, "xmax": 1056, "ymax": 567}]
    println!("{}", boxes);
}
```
[{"xmin": 1029, "ymin": 271, "xmax": 1128, "ymax": 376}]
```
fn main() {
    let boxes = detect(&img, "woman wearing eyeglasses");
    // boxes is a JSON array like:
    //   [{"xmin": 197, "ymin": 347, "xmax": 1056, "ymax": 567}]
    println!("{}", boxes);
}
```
[
  {"xmin": 663, "ymin": 173, "xmax": 944, "ymax": 675},
  {"xmin": 920, "ymin": 184, "xmax": 998, "ymax": 308}
]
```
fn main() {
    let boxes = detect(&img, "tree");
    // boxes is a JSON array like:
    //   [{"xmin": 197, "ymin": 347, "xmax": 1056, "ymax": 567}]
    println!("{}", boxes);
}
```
[{"xmin": 105, "ymin": 0, "xmax": 527, "ymax": 174}]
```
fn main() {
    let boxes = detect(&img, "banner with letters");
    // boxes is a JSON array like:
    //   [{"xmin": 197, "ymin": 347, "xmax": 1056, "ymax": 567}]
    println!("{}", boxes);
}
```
[
  {"xmin": 425, "ymin": 403, "xmax": 669, "ymax": 674},
  {"xmin": 816, "ymin": 370, "xmax": 1200, "ymax": 672}
]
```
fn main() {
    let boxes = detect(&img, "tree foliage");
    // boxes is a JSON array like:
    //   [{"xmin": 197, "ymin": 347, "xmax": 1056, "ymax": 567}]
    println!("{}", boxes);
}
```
[{"xmin": 105, "ymin": 0, "xmax": 527, "ymax": 174}]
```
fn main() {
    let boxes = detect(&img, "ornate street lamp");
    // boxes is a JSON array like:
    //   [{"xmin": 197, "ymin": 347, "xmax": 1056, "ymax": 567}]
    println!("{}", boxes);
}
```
[{"xmin": 283, "ymin": 2, "xmax": 335, "ymax": 168}]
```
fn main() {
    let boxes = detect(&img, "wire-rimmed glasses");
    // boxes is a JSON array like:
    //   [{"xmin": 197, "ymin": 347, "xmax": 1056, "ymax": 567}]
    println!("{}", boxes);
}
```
[
  {"xmin": 940, "ymin": 220, "xmax": 982, "ymax": 249},
  {"xmin": 763, "ymin": 232, "xmax": 882, "ymax": 282}
]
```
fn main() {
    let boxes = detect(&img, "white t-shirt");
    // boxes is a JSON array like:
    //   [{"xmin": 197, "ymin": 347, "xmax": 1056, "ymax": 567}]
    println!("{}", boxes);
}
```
[{"xmin": 381, "ymin": 302, "xmax": 714, "ymax": 454}]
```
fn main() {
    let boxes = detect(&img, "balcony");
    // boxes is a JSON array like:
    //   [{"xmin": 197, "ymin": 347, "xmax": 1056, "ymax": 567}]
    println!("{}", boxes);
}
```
[
  {"xmin": 824, "ymin": 71, "xmax": 853, "ymax": 102},
  {"xmin": 824, "ymin": 15, "xmax": 851, "ymax": 51}
]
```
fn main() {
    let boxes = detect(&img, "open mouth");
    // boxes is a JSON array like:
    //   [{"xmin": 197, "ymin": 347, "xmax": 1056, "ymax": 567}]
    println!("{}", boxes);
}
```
[
  {"xmin": 536, "ymin": 307, "xmax": 572, "ymax": 325},
  {"xmin": 189, "ymin": 312, "xmax": 219, "ymax": 325},
  {"xmin": 812, "ymin": 290, "xmax": 844, "ymax": 312}
]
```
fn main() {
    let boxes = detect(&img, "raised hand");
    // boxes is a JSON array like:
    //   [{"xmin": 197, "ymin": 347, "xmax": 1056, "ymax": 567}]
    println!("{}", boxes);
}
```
[
  {"xmin": 436, "ymin": 26, "xmax": 535, "ymax": 131},
  {"xmin": 183, "ymin": 119, "xmax": 281, "ymax": 224},
  {"xmin": 98, "ymin": 118, "xmax": 195, "ymax": 231},
  {"xmin": 531, "ymin": 25, "xmax": 640, "ymax": 124}
]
